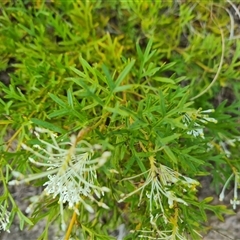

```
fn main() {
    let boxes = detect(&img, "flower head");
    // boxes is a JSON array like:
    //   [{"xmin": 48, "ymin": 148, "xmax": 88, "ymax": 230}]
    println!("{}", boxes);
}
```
[
  {"xmin": 9, "ymin": 127, "xmax": 111, "ymax": 214},
  {"xmin": 134, "ymin": 210, "xmax": 202, "ymax": 239},
  {"xmin": 118, "ymin": 155, "xmax": 200, "ymax": 237},
  {"xmin": 137, "ymin": 228, "xmax": 186, "ymax": 240},
  {"xmin": 183, "ymin": 108, "xmax": 217, "ymax": 138},
  {"xmin": 119, "ymin": 158, "xmax": 199, "ymax": 219}
]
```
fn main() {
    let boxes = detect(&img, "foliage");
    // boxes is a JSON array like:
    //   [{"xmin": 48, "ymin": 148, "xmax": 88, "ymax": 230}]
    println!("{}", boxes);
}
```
[{"xmin": 0, "ymin": 0, "xmax": 240, "ymax": 239}]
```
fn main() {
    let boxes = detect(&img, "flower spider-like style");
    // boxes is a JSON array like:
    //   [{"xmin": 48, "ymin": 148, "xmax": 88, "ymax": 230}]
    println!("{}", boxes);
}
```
[
  {"xmin": 133, "ymin": 212, "xmax": 202, "ymax": 240},
  {"xmin": 9, "ymin": 127, "xmax": 111, "ymax": 214},
  {"xmin": 183, "ymin": 108, "xmax": 217, "ymax": 138},
  {"xmin": 121, "ymin": 158, "xmax": 200, "ymax": 240},
  {"xmin": 137, "ymin": 228, "xmax": 186, "ymax": 240},
  {"xmin": 118, "ymin": 156, "xmax": 199, "ymax": 222},
  {"xmin": 137, "ymin": 227, "xmax": 201, "ymax": 240}
]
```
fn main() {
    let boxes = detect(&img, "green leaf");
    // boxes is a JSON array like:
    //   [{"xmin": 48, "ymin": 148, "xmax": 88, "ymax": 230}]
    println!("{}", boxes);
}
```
[
  {"xmin": 160, "ymin": 133, "xmax": 181, "ymax": 145},
  {"xmin": 136, "ymin": 41, "xmax": 143, "ymax": 60},
  {"xmin": 77, "ymin": 81, "xmax": 104, "ymax": 106},
  {"xmin": 163, "ymin": 146, "xmax": 178, "ymax": 163},
  {"xmin": 156, "ymin": 90, "xmax": 166, "ymax": 116},
  {"xmin": 79, "ymin": 56, "xmax": 97, "ymax": 77},
  {"xmin": 203, "ymin": 197, "xmax": 213, "ymax": 203},
  {"xmin": 113, "ymin": 84, "xmax": 133, "ymax": 93},
  {"xmin": 135, "ymin": 156, "xmax": 147, "ymax": 174},
  {"xmin": 48, "ymin": 93, "xmax": 66, "ymax": 108},
  {"xmin": 142, "ymin": 66, "xmax": 160, "ymax": 78},
  {"xmin": 115, "ymin": 59, "xmax": 135, "ymax": 87},
  {"xmin": 1, "ymin": 84, "xmax": 27, "ymax": 101},
  {"xmin": 0, "ymin": 120, "xmax": 13, "ymax": 124},
  {"xmin": 30, "ymin": 118, "xmax": 65, "ymax": 133},
  {"xmin": 104, "ymin": 106, "xmax": 129, "ymax": 117},
  {"xmin": 165, "ymin": 117, "xmax": 187, "ymax": 129},
  {"xmin": 153, "ymin": 77, "xmax": 175, "ymax": 84},
  {"xmin": 159, "ymin": 62, "xmax": 177, "ymax": 72},
  {"xmin": 17, "ymin": 211, "xmax": 33, "ymax": 231},
  {"xmin": 102, "ymin": 64, "xmax": 115, "ymax": 91},
  {"xmin": 186, "ymin": 154, "xmax": 204, "ymax": 165},
  {"xmin": 67, "ymin": 88, "xmax": 74, "ymax": 108},
  {"xmin": 143, "ymin": 39, "xmax": 153, "ymax": 61},
  {"xmin": 69, "ymin": 66, "xmax": 86, "ymax": 78},
  {"xmin": 124, "ymin": 155, "xmax": 137, "ymax": 175},
  {"xmin": 48, "ymin": 109, "xmax": 70, "ymax": 118}
]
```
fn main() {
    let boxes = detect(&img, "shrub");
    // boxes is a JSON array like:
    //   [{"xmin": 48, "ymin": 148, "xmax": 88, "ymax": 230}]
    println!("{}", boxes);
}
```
[{"xmin": 0, "ymin": 1, "xmax": 240, "ymax": 239}]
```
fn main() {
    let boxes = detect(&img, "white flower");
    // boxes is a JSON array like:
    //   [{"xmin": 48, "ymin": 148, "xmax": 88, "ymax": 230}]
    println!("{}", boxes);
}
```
[
  {"xmin": 136, "ymin": 225, "xmax": 190, "ymax": 240},
  {"xmin": 135, "ymin": 211, "xmax": 202, "ymax": 240},
  {"xmin": 9, "ymin": 128, "xmax": 111, "ymax": 214},
  {"xmin": 218, "ymin": 136, "xmax": 240, "ymax": 157},
  {"xmin": 183, "ymin": 108, "xmax": 217, "ymax": 138},
  {"xmin": 219, "ymin": 172, "xmax": 240, "ymax": 210},
  {"xmin": 230, "ymin": 198, "xmax": 240, "ymax": 210},
  {"xmin": 119, "ymin": 158, "xmax": 199, "ymax": 218},
  {"xmin": 0, "ymin": 205, "xmax": 10, "ymax": 233},
  {"xmin": 219, "ymin": 141, "xmax": 232, "ymax": 157},
  {"xmin": 119, "ymin": 157, "xmax": 200, "ymax": 239},
  {"xmin": 137, "ymin": 229, "xmax": 170, "ymax": 239},
  {"xmin": 219, "ymin": 173, "xmax": 233, "ymax": 201}
]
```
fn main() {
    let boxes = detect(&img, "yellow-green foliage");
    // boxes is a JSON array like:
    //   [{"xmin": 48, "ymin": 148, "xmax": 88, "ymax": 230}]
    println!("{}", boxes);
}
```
[{"xmin": 0, "ymin": 1, "xmax": 240, "ymax": 239}]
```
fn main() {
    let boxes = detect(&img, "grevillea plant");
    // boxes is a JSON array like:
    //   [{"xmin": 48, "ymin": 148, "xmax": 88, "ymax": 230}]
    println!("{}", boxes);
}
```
[{"xmin": 1, "ymin": 1, "xmax": 240, "ymax": 240}]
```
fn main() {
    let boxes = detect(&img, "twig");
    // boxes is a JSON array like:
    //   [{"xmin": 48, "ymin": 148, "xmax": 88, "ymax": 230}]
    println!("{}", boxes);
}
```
[{"xmin": 191, "ymin": 18, "xmax": 225, "ymax": 100}]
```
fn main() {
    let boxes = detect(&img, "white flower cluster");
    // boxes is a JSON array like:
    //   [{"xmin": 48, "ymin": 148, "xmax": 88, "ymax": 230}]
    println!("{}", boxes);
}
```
[
  {"xmin": 219, "ymin": 172, "xmax": 240, "ymax": 210},
  {"xmin": 0, "ymin": 205, "xmax": 10, "ymax": 233},
  {"xmin": 219, "ymin": 136, "xmax": 240, "ymax": 158},
  {"xmin": 137, "ymin": 226, "xmax": 201, "ymax": 240},
  {"xmin": 137, "ymin": 228, "xmax": 186, "ymax": 240},
  {"xmin": 183, "ymin": 109, "xmax": 217, "ymax": 138},
  {"xmin": 119, "ymin": 157, "xmax": 199, "ymax": 221},
  {"xmin": 132, "ymin": 209, "xmax": 202, "ymax": 240},
  {"xmin": 9, "ymin": 127, "xmax": 111, "ymax": 214}
]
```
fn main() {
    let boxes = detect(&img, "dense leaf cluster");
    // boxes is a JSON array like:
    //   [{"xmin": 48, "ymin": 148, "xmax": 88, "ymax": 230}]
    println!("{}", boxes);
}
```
[{"xmin": 0, "ymin": 1, "xmax": 239, "ymax": 239}]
